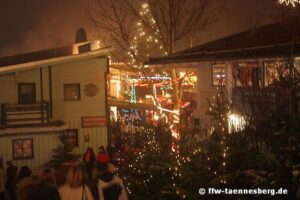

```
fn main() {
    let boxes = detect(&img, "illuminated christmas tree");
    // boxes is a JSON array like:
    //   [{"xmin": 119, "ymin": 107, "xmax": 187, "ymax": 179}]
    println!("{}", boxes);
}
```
[{"xmin": 206, "ymin": 87, "xmax": 232, "ymax": 185}]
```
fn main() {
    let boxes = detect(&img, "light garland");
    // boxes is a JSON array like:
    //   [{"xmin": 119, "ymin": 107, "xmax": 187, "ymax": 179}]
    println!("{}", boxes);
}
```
[
  {"xmin": 127, "ymin": 2, "xmax": 182, "ymax": 141},
  {"xmin": 128, "ymin": 3, "xmax": 165, "ymax": 68},
  {"xmin": 130, "ymin": 83, "xmax": 137, "ymax": 103},
  {"xmin": 207, "ymin": 86, "xmax": 232, "ymax": 184},
  {"xmin": 278, "ymin": 0, "xmax": 300, "ymax": 6},
  {"xmin": 126, "ymin": 2, "xmax": 194, "ymax": 146},
  {"xmin": 122, "ymin": 3, "xmax": 192, "ymax": 198}
]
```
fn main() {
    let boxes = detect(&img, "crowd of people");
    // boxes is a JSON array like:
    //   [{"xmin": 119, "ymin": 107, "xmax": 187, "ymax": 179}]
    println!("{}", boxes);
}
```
[{"xmin": 0, "ymin": 146, "xmax": 128, "ymax": 200}]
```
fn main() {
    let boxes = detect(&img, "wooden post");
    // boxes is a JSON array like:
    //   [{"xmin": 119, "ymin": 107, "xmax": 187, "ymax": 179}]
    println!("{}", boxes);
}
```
[
  {"xmin": 48, "ymin": 65, "xmax": 53, "ymax": 119},
  {"xmin": 46, "ymin": 101, "xmax": 50, "ymax": 123},
  {"xmin": 1, "ymin": 104, "xmax": 7, "ymax": 126},
  {"xmin": 40, "ymin": 67, "xmax": 44, "ymax": 123}
]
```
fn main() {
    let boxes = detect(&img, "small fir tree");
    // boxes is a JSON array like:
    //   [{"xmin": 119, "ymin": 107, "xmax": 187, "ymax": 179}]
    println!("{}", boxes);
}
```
[{"xmin": 45, "ymin": 132, "xmax": 79, "ymax": 168}]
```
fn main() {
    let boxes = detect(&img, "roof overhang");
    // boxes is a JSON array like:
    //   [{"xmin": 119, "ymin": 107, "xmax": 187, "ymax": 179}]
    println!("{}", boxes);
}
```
[
  {"xmin": 146, "ymin": 42, "xmax": 300, "ymax": 65},
  {"xmin": 0, "ymin": 123, "xmax": 68, "ymax": 136},
  {"xmin": 0, "ymin": 47, "xmax": 111, "ymax": 75}
]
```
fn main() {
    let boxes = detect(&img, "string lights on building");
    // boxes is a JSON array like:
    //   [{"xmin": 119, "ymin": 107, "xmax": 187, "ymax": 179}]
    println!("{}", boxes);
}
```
[{"xmin": 278, "ymin": 0, "xmax": 300, "ymax": 6}]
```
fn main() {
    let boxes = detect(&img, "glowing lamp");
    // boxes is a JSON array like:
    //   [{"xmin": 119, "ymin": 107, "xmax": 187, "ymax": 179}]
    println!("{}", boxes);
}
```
[{"xmin": 228, "ymin": 113, "xmax": 246, "ymax": 132}]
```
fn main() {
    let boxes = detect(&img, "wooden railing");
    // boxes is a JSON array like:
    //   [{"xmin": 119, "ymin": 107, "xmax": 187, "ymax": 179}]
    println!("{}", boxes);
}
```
[{"xmin": 1, "ymin": 101, "xmax": 49, "ymax": 126}]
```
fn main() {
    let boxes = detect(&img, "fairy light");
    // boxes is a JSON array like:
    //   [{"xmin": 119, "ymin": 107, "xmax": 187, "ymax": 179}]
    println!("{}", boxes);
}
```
[
  {"xmin": 122, "ymin": 3, "xmax": 196, "ymax": 198},
  {"xmin": 130, "ymin": 82, "xmax": 137, "ymax": 103},
  {"xmin": 207, "ymin": 86, "xmax": 232, "ymax": 184},
  {"xmin": 127, "ymin": 2, "xmax": 183, "ymax": 143},
  {"xmin": 123, "ymin": 127, "xmax": 167, "ymax": 198},
  {"xmin": 128, "ymin": 3, "xmax": 164, "ymax": 69},
  {"xmin": 228, "ymin": 112, "xmax": 246, "ymax": 132},
  {"xmin": 278, "ymin": 0, "xmax": 300, "ymax": 6}
]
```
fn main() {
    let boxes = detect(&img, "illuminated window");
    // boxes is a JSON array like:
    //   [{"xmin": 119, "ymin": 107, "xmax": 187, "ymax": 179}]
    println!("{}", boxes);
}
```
[
  {"xmin": 264, "ymin": 61, "xmax": 288, "ymax": 86},
  {"xmin": 13, "ymin": 138, "xmax": 33, "ymax": 160},
  {"xmin": 64, "ymin": 84, "xmax": 81, "ymax": 101},
  {"xmin": 212, "ymin": 64, "xmax": 226, "ymax": 86},
  {"xmin": 233, "ymin": 62, "xmax": 263, "ymax": 87}
]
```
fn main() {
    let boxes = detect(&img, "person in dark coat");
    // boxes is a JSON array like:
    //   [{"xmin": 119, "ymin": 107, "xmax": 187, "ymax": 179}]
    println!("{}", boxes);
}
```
[
  {"xmin": 6, "ymin": 160, "xmax": 18, "ymax": 200},
  {"xmin": 26, "ymin": 168, "xmax": 61, "ymax": 200},
  {"xmin": 83, "ymin": 147, "xmax": 96, "ymax": 180},
  {"xmin": 17, "ymin": 166, "xmax": 35, "ymax": 200},
  {"xmin": 0, "ymin": 162, "xmax": 4, "ymax": 200},
  {"xmin": 97, "ymin": 163, "xmax": 128, "ymax": 200}
]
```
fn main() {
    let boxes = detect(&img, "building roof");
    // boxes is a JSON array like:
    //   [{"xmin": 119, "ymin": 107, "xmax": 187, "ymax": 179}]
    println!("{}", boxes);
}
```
[
  {"xmin": 0, "ymin": 47, "xmax": 110, "ymax": 75},
  {"xmin": 0, "ymin": 46, "xmax": 73, "ymax": 67},
  {"xmin": 147, "ymin": 16, "xmax": 300, "ymax": 65}
]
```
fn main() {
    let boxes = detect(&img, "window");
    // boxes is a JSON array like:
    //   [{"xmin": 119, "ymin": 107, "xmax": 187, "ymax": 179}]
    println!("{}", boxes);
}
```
[
  {"xmin": 264, "ymin": 61, "xmax": 287, "ymax": 86},
  {"xmin": 12, "ymin": 138, "xmax": 33, "ymax": 160},
  {"xmin": 78, "ymin": 43, "xmax": 91, "ymax": 53},
  {"xmin": 18, "ymin": 83, "xmax": 36, "ymax": 104},
  {"xmin": 212, "ymin": 64, "xmax": 226, "ymax": 86},
  {"xmin": 64, "ymin": 84, "xmax": 81, "ymax": 101},
  {"xmin": 233, "ymin": 62, "xmax": 263, "ymax": 87}
]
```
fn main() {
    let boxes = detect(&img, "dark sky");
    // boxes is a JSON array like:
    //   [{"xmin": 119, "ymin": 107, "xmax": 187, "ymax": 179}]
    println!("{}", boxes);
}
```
[{"xmin": 0, "ymin": 0, "xmax": 276, "ymax": 57}]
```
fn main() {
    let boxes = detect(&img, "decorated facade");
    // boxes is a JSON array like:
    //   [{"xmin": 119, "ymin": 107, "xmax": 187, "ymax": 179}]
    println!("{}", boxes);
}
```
[{"xmin": 146, "ymin": 16, "xmax": 300, "ymax": 131}]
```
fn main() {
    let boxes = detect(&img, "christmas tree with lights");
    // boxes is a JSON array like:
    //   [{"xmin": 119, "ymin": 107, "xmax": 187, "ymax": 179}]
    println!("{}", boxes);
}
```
[
  {"xmin": 205, "ymin": 87, "xmax": 232, "ymax": 185},
  {"xmin": 120, "ymin": 126, "xmax": 181, "ymax": 199}
]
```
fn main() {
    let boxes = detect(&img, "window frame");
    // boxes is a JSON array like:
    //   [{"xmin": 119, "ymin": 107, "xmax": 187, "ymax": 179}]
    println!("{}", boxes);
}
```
[
  {"xmin": 212, "ymin": 63, "xmax": 226, "ymax": 87},
  {"xmin": 12, "ymin": 138, "xmax": 34, "ymax": 160},
  {"xmin": 18, "ymin": 82, "xmax": 36, "ymax": 104},
  {"xmin": 233, "ymin": 62, "xmax": 263, "ymax": 87},
  {"xmin": 64, "ymin": 83, "xmax": 81, "ymax": 101}
]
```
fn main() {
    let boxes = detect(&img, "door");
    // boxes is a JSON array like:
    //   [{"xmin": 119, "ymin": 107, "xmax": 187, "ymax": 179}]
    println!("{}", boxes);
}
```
[{"xmin": 18, "ymin": 83, "xmax": 36, "ymax": 104}]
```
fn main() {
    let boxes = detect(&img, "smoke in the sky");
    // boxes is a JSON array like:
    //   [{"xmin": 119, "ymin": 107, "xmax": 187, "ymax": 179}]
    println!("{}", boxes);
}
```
[
  {"xmin": 0, "ymin": 0, "xmax": 276, "ymax": 57},
  {"xmin": 0, "ymin": 0, "xmax": 92, "ymax": 56}
]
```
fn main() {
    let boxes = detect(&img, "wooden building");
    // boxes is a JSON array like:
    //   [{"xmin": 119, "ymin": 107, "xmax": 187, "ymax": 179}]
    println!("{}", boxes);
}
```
[{"xmin": 0, "ymin": 44, "xmax": 110, "ymax": 173}]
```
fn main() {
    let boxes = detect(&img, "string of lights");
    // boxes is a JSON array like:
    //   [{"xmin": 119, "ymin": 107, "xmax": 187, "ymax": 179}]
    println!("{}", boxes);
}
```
[
  {"xmin": 128, "ymin": 3, "xmax": 165, "ymax": 69},
  {"xmin": 278, "ymin": 0, "xmax": 300, "ymax": 6},
  {"xmin": 127, "ymin": 2, "xmax": 181, "ymax": 142},
  {"xmin": 122, "ymin": 3, "xmax": 192, "ymax": 198},
  {"xmin": 207, "ymin": 87, "xmax": 232, "ymax": 184}
]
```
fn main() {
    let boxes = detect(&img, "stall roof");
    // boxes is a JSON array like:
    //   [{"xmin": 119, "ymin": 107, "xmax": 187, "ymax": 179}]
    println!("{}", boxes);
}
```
[{"xmin": 146, "ymin": 16, "xmax": 300, "ymax": 65}]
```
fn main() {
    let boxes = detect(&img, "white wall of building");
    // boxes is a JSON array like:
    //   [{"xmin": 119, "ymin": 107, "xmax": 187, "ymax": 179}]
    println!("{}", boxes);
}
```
[{"xmin": 0, "ymin": 55, "xmax": 109, "ymax": 173}]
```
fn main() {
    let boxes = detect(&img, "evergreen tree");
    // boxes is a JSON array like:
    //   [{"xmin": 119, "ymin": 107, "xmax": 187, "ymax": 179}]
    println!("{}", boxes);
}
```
[{"xmin": 45, "ymin": 132, "xmax": 79, "ymax": 168}]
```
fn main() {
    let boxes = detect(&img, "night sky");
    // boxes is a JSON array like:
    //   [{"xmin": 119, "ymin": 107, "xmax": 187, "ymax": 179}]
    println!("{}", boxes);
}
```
[{"xmin": 0, "ymin": 0, "xmax": 276, "ymax": 57}]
